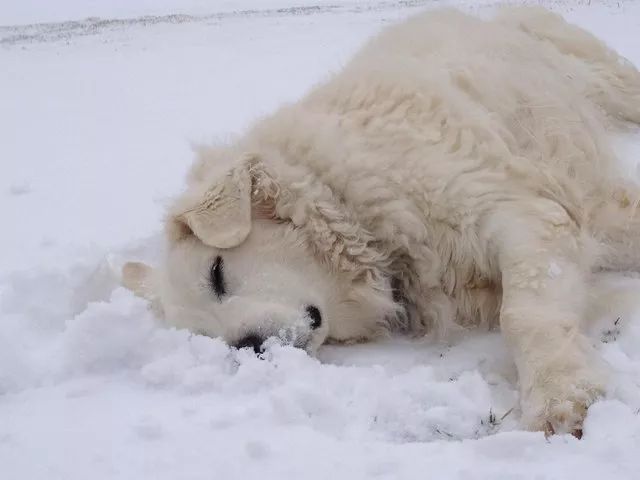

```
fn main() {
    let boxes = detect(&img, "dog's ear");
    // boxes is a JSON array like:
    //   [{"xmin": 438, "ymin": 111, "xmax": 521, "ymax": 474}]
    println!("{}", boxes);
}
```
[
  {"xmin": 122, "ymin": 261, "xmax": 155, "ymax": 299},
  {"xmin": 167, "ymin": 156, "xmax": 279, "ymax": 248},
  {"xmin": 168, "ymin": 161, "xmax": 253, "ymax": 248},
  {"xmin": 121, "ymin": 261, "xmax": 165, "ymax": 318}
]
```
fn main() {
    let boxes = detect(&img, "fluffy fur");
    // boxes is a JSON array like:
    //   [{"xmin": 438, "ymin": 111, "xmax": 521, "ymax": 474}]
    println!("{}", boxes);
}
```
[{"xmin": 123, "ymin": 7, "xmax": 640, "ymax": 436}]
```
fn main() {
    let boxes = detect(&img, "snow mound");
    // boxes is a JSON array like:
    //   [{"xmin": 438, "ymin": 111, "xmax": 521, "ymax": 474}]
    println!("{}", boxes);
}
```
[{"xmin": 1, "ymin": 251, "xmax": 640, "ymax": 479}]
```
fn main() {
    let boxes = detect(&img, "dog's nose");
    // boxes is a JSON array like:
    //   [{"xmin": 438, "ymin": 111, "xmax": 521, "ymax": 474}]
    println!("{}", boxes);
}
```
[
  {"xmin": 233, "ymin": 334, "xmax": 265, "ymax": 354},
  {"xmin": 305, "ymin": 305, "xmax": 322, "ymax": 330}
]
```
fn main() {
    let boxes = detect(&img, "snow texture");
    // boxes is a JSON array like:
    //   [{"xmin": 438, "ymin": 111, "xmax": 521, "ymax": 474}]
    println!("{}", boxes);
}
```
[{"xmin": 1, "ymin": 1, "xmax": 640, "ymax": 479}]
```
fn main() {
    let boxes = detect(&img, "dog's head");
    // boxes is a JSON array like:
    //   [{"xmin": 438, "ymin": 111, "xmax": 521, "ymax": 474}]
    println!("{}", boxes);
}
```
[{"xmin": 123, "ymin": 150, "xmax": 399, "ymax": 354}]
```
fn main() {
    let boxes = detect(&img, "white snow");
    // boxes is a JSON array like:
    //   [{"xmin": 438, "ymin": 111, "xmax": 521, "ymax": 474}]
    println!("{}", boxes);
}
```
[
  {"xmin": 1, "ymin": 1, "xmax": 640, "ymax": 479},
  {"xmin": 548, "ymin": 261, "xmax": 562, "ymax": 278}
]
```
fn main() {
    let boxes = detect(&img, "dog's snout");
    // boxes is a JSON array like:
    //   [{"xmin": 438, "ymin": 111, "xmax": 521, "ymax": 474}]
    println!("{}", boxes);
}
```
[
  {"xmin": 233, "ymin": 308, "xmax": 321, "ymax": 354},
  {"xmin": 233, "ymin": 334, "xmax": 265, "ymax": 354},
  {"xmin": 305, "ymin": 305, "xmax": 322, "ymax": 330}
]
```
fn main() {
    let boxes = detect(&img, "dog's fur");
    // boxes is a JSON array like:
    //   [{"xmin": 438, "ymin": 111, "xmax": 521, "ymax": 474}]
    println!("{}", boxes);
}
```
[{"xmin": 123, "ymin": 7, "xmax": 640, "ymax": 435}]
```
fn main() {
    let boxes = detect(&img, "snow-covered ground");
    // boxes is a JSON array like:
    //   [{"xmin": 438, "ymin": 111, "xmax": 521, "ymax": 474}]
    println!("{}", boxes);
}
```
[{"xmin": 2, "ymin": 1, "xmax": 640, "ymax": 479}]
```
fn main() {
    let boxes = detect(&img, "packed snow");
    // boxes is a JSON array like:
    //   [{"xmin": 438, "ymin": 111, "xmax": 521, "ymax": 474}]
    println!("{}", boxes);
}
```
[{"xmin": 1, "ymin": 1, "xmax": 640, "ymax": 479}]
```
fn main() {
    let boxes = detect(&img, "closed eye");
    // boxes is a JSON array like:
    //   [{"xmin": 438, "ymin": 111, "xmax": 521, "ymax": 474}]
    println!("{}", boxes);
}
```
[{"xmin": 210, "ymin": 256, "xmax": 226, "ymax": 300}]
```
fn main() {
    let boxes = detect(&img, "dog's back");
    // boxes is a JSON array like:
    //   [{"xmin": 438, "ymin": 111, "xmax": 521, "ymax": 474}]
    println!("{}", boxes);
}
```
[
  {"xmin": 299, "ymin": 7, "xmax": 640, "ymax": 274},
  {"xmin": 313, "ymin": 7, "xmax": 636, "ymax": 190}
]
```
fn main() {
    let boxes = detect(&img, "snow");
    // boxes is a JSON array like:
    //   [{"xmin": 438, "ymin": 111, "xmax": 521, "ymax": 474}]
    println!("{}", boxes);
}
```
[
  {"xmin": 0, "ymin": 0, "xmax": 630, "ymax": 27},
  {"xmin": 1, "ymin": 1, "xmax": 640, "ymax": 479},
  {"xmin": 0, "ymin": 0, "xmax": 371, "ymax": 26},
  {"xmin": 548, "ymin": 261, "xmax": 562, "ymax": 278}
]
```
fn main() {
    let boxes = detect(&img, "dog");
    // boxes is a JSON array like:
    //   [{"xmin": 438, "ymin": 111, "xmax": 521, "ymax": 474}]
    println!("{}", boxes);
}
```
[{"xmin": 122, "ymin": 7, "xmax": 640, "ymax": 436}]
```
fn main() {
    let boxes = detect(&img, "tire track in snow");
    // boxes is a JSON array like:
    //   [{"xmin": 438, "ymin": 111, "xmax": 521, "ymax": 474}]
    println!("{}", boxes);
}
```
[
  {"xmin": 0, "ymin": 0, "xmax": 623, "ymax": 46},
  {"xmin": 0, "ymin": 1, "xmax": 435, "ymax": 46}
]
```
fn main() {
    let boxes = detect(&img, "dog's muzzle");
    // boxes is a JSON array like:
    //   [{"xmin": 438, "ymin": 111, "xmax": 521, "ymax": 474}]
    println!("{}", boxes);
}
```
[{"xmin": 233, "ymin": 304, "xmax": 323, "ymax": 354}]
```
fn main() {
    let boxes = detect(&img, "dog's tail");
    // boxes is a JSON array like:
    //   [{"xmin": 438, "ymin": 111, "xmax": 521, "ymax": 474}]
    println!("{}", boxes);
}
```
[{"xmin": 497, "ymin": 6, "xmax": 640, "ymax": 125}]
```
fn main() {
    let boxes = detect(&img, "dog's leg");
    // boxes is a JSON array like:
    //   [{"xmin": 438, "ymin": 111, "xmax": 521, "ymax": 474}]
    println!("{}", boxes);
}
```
[{"xmin": 488, "ymin": 200, "xmax": 605, "ymax": 435}]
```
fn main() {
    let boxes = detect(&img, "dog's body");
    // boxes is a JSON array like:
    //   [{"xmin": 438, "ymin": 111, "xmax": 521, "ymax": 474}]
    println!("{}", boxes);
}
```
[{"xmin": 124, "ymin": 7, "xmax": 640, "ymax": 435}]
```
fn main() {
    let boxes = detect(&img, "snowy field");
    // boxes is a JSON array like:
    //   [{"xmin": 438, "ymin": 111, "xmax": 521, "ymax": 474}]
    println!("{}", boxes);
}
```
[{"xmin": 2, "ymin": 1, "xmax": 640, "ymax": 479}]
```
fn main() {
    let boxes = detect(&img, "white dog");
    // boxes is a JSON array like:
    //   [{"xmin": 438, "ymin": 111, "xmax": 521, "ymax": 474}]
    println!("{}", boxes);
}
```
[{"xmin": 123, "ymin": 7, "xmax": 640, "ymax": 436}]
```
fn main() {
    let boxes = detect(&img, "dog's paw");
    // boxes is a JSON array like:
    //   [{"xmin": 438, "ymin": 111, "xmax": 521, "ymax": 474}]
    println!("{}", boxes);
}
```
[{"xmin": 521, "ymin": 372, "xmax": 604, "ymax": 438}]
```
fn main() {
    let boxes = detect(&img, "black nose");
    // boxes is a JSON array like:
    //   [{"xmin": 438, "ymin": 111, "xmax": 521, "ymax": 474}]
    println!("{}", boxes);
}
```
[
  {"xmin": 305, "ymin": 305, "xmax": 322, "ymax": 330},
  {"xmin": 233, "ymin": 334, "xmax": 265, "ymax": 354}
]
